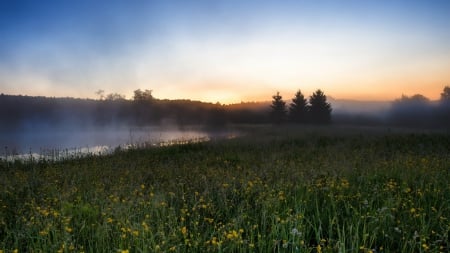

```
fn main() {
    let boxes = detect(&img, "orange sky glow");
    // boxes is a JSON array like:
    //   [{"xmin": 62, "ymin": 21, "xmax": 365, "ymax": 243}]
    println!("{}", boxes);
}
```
[{"xmin": 1, "ymin": 1, "xmax": 449, "ymax": 104}]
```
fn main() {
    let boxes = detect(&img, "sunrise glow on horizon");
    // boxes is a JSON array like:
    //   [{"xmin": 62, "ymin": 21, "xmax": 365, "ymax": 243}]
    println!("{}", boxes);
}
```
[{"xmin": 1, "ymin": 0, "xmax": 449, "ymax": 104}]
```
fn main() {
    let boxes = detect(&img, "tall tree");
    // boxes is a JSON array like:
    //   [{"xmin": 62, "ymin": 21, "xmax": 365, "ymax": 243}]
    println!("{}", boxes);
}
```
[
  {"xmin": 133, "ymin": 89, "xmax": 153, "ymax": 102},
  {"xmin": 308, "ymin": 89, "xmax": 332, "ymax": 124},
  {"xmin": 95, "ymin": 89, "xmax": 105, "ymax": 100},
  {"xmin": 441, "ymin": 86, "xmax": 450, "ymax": 102},
  {"xmin": 289, "ymin": 90, "xmax": 308, "ymax": 123},
  {"xmin": 270, "ymin": 91, "xmax": 287, "ymax": 124},
  {"xmin": 438, "ymin": 86, "xmax": 450, "ymax": 127}
]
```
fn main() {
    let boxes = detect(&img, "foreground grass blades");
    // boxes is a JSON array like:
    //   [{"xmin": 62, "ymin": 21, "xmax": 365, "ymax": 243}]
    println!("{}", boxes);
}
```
[{"xmin": 1, "ymin": 126, "xmax": 449, "ymax": 252}]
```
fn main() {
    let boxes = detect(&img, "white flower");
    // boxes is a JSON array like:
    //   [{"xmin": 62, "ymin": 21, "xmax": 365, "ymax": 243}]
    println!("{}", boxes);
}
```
[{"xmin": 290, "ymin": 228, "xmax": 302, "ymax": 236}]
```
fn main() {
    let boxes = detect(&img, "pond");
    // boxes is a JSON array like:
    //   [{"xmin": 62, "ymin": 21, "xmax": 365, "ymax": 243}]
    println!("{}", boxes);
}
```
[{"xmin": 0, "ymin": 126, "xmax": 238, "ymax": 161}]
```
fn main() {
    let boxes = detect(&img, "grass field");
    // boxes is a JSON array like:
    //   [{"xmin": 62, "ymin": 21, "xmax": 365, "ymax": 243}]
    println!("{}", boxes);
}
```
[{"xmin": 1, "ymin": 126, "xmax": 449, "ymax": 252}]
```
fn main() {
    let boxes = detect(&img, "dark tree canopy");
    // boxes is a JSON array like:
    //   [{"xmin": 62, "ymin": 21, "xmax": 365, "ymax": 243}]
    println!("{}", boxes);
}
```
[
  {"xmin": 441, "ymin": 86, "xmax": 450, "ymax": 102},
  {"xmin": 289, "ymin": 90, "xmax": 308, "ymax": 123},
  {"xmin": 270, "ymin": 91, "xmax": 287, "ymax": 124},
  {"xmin": 396, "ymin": 94, "xmax": 430, "ymax": 104},
  {"xmin": 133, "ymin": 89, "xmax": 153, "ymax": 102},
  {"xmin": 308, "ymin": 89, "xmax": 332, "ymax": 124},
  {"xmin": 105, "ymin": 93, "xmax": 126, "ymax": 101}
]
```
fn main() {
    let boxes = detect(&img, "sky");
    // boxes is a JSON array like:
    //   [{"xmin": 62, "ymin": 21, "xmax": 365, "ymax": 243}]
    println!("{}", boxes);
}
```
[{"xmin": 1, "ymin": 0, "xmax": 450, "ymax": 104}]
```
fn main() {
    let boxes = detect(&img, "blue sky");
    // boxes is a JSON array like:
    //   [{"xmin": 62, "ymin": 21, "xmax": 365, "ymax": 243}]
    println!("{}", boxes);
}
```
[{"xmin": 1, "ymin": 0, "xmax": 449, "ymax": 103}]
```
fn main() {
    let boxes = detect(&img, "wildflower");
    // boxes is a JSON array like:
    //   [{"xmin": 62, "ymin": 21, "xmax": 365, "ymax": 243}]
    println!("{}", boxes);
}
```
[
  {"xmin": 226, "ymin": 230, "xmax": 239, "ymax": 240},
  {"xmin": 204, "ymin": 217, "xmax": 214, "ymax": 223},
  {"xmin": 291, "ymin": 228, "xmax": 301, "ymax": 236},
  {"xmin": 317, "ymin": 244, "xmax": 322, "ymax": 253},
  {"xmin": 282, "ymin": 240, "xmax": 288, "ymax": 248},
  {"xmin": 413, "ymin": 231, "xmax": 419, "ymax": 240},
  {"xmin": 340, "ymin": 178, "xmax": 349, "ymax": 188},
  {"xmin": 278, "ymin": 191, "xmax": 286, "ymax": 201},
  {"xmin": 142, "ymin": 221, "xmax": 149, "ymax": 231},
  {"xmin": 120, "ymin": 250, "xmax": 129, "ymax": 253},
  {"xmin": 181, "ymin": 226, "xmax": 187, "ymax": 236}
]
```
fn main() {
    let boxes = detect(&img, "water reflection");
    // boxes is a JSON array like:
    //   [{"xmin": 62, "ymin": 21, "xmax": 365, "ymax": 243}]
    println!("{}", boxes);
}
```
[{"xmin": 1, "ymin": 126, "xmax": 237, "ymax": 161}]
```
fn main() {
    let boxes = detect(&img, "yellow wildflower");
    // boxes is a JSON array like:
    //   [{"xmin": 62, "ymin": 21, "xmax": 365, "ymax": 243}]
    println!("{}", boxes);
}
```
[
  {"xmin": 181, "ymin": 226, "xmax": 187, "ymax": 236},
  {"xmin": 317, "ymin": 244, "xmax": 322, "ymax": 253}
]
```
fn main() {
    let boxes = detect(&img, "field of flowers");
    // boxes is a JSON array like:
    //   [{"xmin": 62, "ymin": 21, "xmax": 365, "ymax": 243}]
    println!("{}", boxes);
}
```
[{"xmin": 1, "ymin": 126, "xmax": 449, "ymax": 252}]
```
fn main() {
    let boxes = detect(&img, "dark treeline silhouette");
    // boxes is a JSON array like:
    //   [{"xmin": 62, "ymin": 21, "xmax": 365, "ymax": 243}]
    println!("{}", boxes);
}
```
[
  {"xmin": 1, "ymin": 86, "xmax": 449, "ymax": 131},
  {"xmin": 270, "ymin": 89, "xmax": 332, "ymax": 124},
  {"xmin": 331, "ymin": 86, "xmax": 450, "ymax": 128},
  {"xmin": 0, "ymin": 91, "xmax": 269, "ymax": 131},
  {"xmin": 386, "ymin": 87, "xmax": 450, "ymax": 128}
]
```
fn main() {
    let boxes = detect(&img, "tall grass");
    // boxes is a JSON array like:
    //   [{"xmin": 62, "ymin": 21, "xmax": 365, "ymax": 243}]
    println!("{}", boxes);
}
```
[{"xmin": 0, "ymin": 126, "xmax": 449, "ymax": 252}]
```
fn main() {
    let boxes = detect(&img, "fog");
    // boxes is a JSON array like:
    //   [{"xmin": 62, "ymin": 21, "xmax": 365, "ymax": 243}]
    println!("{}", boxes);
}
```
[
  {"xmin": 331, "ymin": 97, "xmax": 450, "ymax": 129},
  {"xmin": 0, "ymin": 125, "xmax": 237, "ymax": 160},
  {"xmin": 1, "ymin": 93, "xmax": 448, "ymax": 161}
]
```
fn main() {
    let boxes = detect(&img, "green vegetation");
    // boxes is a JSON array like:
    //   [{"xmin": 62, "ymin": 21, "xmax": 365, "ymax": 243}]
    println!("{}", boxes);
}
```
[{"xmin": 1, "ymin": 126, "xmax": 449, "ymax": 252}]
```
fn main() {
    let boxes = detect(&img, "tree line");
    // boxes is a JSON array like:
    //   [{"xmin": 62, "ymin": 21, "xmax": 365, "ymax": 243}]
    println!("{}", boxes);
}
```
[
  {"xmin": 0, "ymin": 86, "xmax": 449, "ymax": 131},
  {"xmin": 386, "ymin": 86, "xmax": 450, "ymax": 128},
  {"xmin": 270, "ymin": 89, "xmax": 332, "ymax": 124}
]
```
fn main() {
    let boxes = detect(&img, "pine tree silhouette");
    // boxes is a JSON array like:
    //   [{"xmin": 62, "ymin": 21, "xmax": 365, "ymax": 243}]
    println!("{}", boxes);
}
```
[
  {"xmin": 308, "ymin": 89, "xmax": 332, "ymax": 124},
  {"xmin": 289, "ymin": 90, "xmax": 308, "ymax": 123},
  {"xmin": 270, "ymin": 91, "xmax": 287, "ymax": 124}
]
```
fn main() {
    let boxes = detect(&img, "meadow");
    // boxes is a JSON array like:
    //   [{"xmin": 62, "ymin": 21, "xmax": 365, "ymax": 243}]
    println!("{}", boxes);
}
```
[{"xmin": 0, "ymin": 126, "xmax": 449, "ymax": 252}]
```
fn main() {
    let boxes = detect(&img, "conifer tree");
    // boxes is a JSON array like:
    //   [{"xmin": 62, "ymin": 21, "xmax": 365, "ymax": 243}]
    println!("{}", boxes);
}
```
[
  {"xmin": 308, "ymin": 89, "xmax": 332, "ymax": 124},
  {"xmin": 270, "ymin": 91, "xmax": 287, "ymax": 124},
  {"xmin": 289, "ymin": 90, "xmax": 308, "ymax": 123}
]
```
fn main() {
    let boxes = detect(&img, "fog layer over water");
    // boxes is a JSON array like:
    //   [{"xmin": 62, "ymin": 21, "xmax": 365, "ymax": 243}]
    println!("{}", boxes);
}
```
[{"xmin": 1, "ymin": 126, "xmax": 234, "ymax": 159}]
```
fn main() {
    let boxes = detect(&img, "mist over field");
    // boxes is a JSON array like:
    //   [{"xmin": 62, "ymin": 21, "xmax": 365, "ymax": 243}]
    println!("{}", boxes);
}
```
[{"xmin": 0, "ymin": 90, "xmax": 448, "ymax": 158}]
